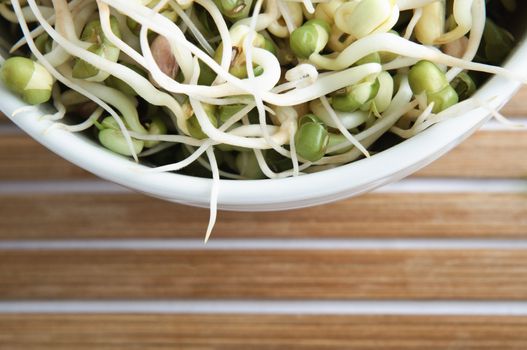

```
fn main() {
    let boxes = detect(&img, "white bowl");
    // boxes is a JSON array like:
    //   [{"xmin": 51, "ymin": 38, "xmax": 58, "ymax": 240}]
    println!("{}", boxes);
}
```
[{"xmin": 1, "ymin": 31, "xmax": 526, "ymax": 211}]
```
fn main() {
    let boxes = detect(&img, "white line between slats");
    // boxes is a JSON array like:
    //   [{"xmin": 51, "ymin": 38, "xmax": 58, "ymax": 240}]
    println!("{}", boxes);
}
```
[
  {"xmin": 0, "ymin": 178, "xmax": 526, "ymax": 194},
  {"xmin": 3, "ymin": 238, "xmax": 527, "ymax": 250},
  {"xmin": 1, "ymin": 301, "xmax": 527, "ymax": 315},
  {"xmin": 0, "ymin": 124, "xmax": 19, "ymax": 134},
  {"xmin": 0, "ymin": 180, "xmax": 128, "ymax": 194}
]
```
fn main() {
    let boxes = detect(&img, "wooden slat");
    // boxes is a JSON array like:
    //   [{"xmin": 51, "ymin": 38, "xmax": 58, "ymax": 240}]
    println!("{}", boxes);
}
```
[
  {"xmin": 501, "ymin": 87, "xmax": 527, "ymax": 116},
  {"xmin": 0, "ymin": 134, "xmax": 90, "ymax": 180},
  {"xmin": 1, "ymin": 314, "xmax": 527, "ymax": 349},
  {"xmin": 415, "ymin": 130, "xmax": 527, "ymax": 178},
  {"xmin": 0, "ymin": 192, "xmax": 526, "ymax": 239},
  {"xmin": 0, "ymin": 130, "xmax": 526, "ymax": 181},
  {"xmin": 2, "ymin": 249, "xmax": 527, "ymax": 299}
]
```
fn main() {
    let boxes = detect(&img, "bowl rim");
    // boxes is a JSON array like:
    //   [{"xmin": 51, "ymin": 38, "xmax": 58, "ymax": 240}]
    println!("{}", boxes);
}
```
[{"xmin": 1, "ymin": 34, "xmax": 526, "ymax": 210}]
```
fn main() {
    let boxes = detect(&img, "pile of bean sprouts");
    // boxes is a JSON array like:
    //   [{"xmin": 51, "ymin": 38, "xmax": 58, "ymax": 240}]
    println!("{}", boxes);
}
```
[{"xmin": 0, "ymin": 0, "xmax": 521, "ymax": 240}]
